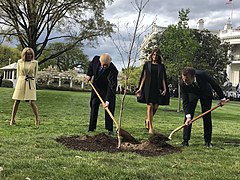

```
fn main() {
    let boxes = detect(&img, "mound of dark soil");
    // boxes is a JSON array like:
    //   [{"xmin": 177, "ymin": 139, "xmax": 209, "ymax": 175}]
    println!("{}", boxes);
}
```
[{"xmin": 56, "ymin": 133, "xmax": 181, "ymax": 157}]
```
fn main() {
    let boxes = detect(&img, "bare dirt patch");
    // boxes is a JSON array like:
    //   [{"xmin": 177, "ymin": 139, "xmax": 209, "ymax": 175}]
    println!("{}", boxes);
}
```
[{"xmin": 56, "ymin": 133, "xmax": 181, "ymax": 157}]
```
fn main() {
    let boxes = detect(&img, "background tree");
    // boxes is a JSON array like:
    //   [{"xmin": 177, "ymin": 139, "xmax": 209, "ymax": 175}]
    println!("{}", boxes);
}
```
[
  {"xmin": 0, "ymin": 45, "xmax": 21, "ymax": 67},
  {"xmin": 0, "ymin": 0, "xmax": 114, "ymax": 65},
  {"xmin": 160, "ymin": 9, "xmax": 199, "ymax": 111},
  {"xmin": 37, "ymin": 66, "xmax": 59, "ymax": 85},
  {"xmin": 191, "ymin": 29, "xmax": 231, "ymax": 84},
  {"xmin": 120, "ymin": 66, "xmax": 142, "ymax": 89},
  {"xmin": 39, "ymin": 42, "xmax": 89, "ymax": 72}
]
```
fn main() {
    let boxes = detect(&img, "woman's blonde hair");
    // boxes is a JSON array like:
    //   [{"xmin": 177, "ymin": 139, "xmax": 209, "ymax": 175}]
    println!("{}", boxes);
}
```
[{"xmin": 21, "ymin": 47, "xmax": 35, "ymax": 61}]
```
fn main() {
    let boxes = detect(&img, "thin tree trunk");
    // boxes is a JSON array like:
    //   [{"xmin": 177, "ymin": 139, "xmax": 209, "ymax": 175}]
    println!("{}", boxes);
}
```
[{"xmin": 177, "ymin": 77, "xmax": 181, "ymax": 112}]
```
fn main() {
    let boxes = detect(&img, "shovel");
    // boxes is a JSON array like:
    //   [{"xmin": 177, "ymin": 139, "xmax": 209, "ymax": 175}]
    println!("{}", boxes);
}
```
[
  {"xmin": 88, "ymin": 81, "xmax": 138, "ymax": 146},
  {"xmin": 168, "ymin": 99, "xmax": 229, "ymax": 140}
]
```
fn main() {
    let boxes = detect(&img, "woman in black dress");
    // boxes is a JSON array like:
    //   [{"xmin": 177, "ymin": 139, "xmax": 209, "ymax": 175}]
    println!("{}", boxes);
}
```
[{"xmin": 136, "ymin": 48, "xmax": 170, "ymax": 134}]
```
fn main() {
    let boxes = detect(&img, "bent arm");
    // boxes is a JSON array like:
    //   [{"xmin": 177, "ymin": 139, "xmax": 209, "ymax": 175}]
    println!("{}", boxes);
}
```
[
  {"xmin": 161, "ymin": 64, "xmax": 167, "ymax": 95},
  {"xmin": 35, "ymin": 61, "xmax": 39, "ymax": 80},
  {"xmin": 205, "ymin": 72, "xmax": 224, "ymax": 99},
  {"xmin": 138, "ymin": 71, "xmax": 146, "ymax": 91}
]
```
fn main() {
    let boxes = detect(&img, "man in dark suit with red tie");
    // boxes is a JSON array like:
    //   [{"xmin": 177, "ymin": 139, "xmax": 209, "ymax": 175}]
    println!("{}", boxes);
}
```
[
  {"xmin": 85, "ymin": 54, "xmax": 118, "ymax": 135},
  {"xmin": 180, "ymin": 67, "xmax": 227, "ymax": 147}
]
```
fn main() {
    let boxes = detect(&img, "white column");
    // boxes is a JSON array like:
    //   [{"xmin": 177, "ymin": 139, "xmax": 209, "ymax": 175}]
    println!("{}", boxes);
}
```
[
  {"xmin": 70, "ymin": 79, "xmax": 73, "ymax": 88},
  {"xmin": 58, "ymin": 77, "xmax": 61, "ymax": 87},
  {"xmin": 227, "ymin": 49, "xmax": 232, "ymax": 82},
  {"xmin": 12, "ymin": 70, "xmax": 15, "ymax": 80},
  {"xmin": 226, "ymin": 64, "xmax": 232, "ymax": 82},
  {"xmin": 233, "ymin": 70, "xmax": 239, "ymax": 86},
  {"xmin": 13, "ymin": 80, "xmax": 16, "ymax": 88},
  {"xmin": 81, "ymin": 81, "xmax": 84, "ymax": 88},
  {"xmin": 3, "ymin": 71, "xmax": 6, "ymax": 79}
]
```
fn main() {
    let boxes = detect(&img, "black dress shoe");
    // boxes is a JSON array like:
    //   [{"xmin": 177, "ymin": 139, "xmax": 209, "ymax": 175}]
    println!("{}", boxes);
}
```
[
  {"xmin": 181, "ymin": 140, "xmax": 189, "ymax": 147},
  {"xmin": 88, "ymin": 129, "xmax": 95, "ymax": 132},
  {"xmin": 108, "ymin": 131, "xmax": 114, "ymax": 136},
  {"xmin": 205, "ymin": 142, "xmax": 213, "ymax": 148}
]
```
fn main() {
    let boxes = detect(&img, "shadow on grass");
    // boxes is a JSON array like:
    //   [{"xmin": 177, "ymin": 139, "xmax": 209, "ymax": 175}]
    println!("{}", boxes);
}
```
[{"xmin": 215, "ymin": 136, "xmax": 240, "ymax": 147}]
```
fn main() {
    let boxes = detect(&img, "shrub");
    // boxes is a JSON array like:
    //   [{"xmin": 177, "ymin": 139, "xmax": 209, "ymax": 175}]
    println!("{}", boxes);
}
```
[
  {"xmin": 2, "ymin": 79, "xmax": 13, "ymax": 88},
  {"xmin": 36, "ymin": 84, "xmax": 91, "ymax": 92}
]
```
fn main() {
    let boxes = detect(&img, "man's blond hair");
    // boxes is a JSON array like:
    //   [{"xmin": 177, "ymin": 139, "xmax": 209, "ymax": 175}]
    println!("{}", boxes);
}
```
[{"xmin": 100, "ymin": 53, "xmax": 112, "ymax": 65}]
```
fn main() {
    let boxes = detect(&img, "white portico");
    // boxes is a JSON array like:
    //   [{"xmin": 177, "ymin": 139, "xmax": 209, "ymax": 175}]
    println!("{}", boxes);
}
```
[{"xmin": 0, "ymin": 62, "xmax": 17, "ymax": 88}]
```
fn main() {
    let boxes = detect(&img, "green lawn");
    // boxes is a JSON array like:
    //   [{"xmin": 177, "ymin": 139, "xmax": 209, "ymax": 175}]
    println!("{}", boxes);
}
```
[{"xmin": 0, "ymin": 88, "xmax": 239, "ymax": 180}]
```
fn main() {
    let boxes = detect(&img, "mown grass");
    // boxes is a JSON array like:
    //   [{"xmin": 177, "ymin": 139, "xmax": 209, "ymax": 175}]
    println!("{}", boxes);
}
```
[{"xmin": 0, "ymin": 88, "xmax": 239, "ymax": 180}]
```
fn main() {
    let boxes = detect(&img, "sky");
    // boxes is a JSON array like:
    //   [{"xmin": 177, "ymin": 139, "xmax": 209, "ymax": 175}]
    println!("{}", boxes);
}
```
[{"xmin": 83, "ymin": 0, "xmax": 240, "ymax": 70}]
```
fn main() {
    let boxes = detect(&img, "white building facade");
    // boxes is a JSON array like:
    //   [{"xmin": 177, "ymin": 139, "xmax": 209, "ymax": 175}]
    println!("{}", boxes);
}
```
[{"xmin": 219, "ymin": 19, "xmax": 240, "ymax": 87}]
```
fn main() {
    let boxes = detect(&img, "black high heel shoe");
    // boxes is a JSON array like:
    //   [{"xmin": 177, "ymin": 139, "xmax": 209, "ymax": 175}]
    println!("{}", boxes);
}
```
[
  {"xmin": 10, "ymin": 120, "xmax": 16, "ymax": 126},
  {"xmin": 145, "ymin": 120, "xmax": 149, "ymax": 130}
]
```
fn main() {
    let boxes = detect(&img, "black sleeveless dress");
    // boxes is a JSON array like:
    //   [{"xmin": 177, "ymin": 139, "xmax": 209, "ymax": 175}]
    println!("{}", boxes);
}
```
[
  {"xmin": 137, "ymin": 61, "xmax": 170, "ymax": 105},
  {"xmin": 148, "ymin": 64, "xmax": 159, "ymax": 104}
]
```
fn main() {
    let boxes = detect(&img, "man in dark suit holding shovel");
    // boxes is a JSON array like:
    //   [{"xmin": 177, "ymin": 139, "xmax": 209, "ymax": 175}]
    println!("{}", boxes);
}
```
[
  {"xmin": 85, "ymin": 54, "xmax": 118, "ymax": 135},
  {"xmin": 180, "ymin": 67, "xmax": 227, "ymax": 147}
]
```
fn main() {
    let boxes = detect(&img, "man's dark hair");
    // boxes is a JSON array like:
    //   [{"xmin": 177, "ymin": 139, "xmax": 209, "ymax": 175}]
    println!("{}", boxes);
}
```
[{"xmin": 182, "ymin": 67, "xmax": 196, "ymax": 77}]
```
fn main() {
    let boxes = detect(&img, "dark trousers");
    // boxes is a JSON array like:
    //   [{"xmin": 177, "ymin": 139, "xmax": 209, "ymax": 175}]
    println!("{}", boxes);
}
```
[
  {"xmin": 89, "ymin": 93, "xmax": 114, "ymax": 132},
  {"xmin": 183, "ymin": 94, "xmax": 212, "ymax": 142}
]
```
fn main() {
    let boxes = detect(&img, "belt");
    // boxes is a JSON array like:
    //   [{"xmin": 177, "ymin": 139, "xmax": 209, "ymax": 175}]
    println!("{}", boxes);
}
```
[{"xmin": 25, "ymin": 75, "xmax": 34, "ymax": 89}]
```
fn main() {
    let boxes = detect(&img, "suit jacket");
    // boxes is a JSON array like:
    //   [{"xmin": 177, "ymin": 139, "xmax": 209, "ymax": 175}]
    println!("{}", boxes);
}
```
[
  {"xmin": 180, "ymin": 70, "xmax": 225, "ymax": 114},
  {"xmin": 137, "ymin": 61, "xmax": 170, "ymax": 105},
  {"xmin": 87, "ymin": 56, "xmax": 118, "ymax": 102}
]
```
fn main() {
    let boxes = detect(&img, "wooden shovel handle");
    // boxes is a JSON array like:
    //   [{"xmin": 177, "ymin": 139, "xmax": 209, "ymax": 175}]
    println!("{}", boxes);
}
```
[
  {"xmin": 89, "ymin": 81, "xmax": 123, "ymax": 148},
  {"xmin": 191, "ymin": 99, "xmax": 229, "ymax": 123},
  {"xmin": 168, "ymin": 99, "xmax": 229, "ymax": 140},
  {"xmin": 88, "ymin": 81, "xmax": 119, "ymax": 130}
]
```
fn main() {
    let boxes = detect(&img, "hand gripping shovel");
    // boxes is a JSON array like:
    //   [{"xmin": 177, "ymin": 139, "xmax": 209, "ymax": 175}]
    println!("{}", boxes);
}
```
[
  {"xmin": 168, "ymin": 99, "xmax": 229, "ymax": 140},
  {"xmin": 88, "ymin": 81, "xmax": 138, "ymax": 147}
]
